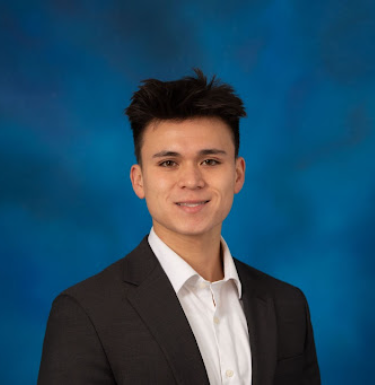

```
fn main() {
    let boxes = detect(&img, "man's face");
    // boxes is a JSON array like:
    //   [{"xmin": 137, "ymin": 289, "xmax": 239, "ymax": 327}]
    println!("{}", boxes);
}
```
[{"xmin": 130, "ymin": 117, "xmax": 245, "ymax": 241}]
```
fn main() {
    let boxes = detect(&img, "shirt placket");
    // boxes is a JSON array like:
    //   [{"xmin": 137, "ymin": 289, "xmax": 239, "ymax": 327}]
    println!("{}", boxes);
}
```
[{"xmin": 211, "ymin": 281, "xmax": 238, "ymax": 384}]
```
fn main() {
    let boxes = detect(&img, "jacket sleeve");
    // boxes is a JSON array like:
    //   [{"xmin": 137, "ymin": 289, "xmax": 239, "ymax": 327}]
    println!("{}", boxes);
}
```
[{"xmin": 37, "ymin": 294, "xmax": 116, "ymax": 385}]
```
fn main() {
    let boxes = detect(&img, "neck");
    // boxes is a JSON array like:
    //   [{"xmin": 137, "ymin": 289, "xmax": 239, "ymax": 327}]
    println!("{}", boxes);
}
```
[{"xmin": 153, "ymin": 225, "xmax": 224, "ymax": 282}]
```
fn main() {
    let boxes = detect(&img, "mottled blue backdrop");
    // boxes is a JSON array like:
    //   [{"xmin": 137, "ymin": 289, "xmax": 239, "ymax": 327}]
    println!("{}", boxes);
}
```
[{"xmin": 1, "ymin": 0, "xmax": 375, "ymax": 384}]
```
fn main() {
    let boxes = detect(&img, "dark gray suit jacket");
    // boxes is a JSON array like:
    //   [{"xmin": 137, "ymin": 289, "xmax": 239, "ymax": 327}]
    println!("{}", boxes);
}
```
[{"xmin": 38, "ymin": 237, "xmax": 320, "ymax": 384}]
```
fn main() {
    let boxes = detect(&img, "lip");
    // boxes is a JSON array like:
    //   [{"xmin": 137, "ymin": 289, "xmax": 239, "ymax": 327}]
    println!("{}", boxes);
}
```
[{"xmin": 175, "ymin": 200, "xmax": 210, "ymax": 214}]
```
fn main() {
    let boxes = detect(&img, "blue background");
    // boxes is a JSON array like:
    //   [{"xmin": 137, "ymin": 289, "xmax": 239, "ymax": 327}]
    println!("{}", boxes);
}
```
[{"xmin": 1, "ymin": 0, "xmax": 375, "ymax": 383}]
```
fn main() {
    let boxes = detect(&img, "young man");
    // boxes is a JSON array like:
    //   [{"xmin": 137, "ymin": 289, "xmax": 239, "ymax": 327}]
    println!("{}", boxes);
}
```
[{"xmin": 38, "ymin": 70, "xmax": 320, "ymax": 384}]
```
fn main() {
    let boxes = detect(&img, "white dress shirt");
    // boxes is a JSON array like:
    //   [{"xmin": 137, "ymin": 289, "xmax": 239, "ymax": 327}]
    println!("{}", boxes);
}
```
[{"xmin": 148, "ymin": 228, "xmax": 252, "ymax": 385}]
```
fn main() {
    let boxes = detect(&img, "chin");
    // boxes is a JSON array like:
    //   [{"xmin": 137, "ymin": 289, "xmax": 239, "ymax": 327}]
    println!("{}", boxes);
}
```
[
  {"xmin": 154, "ymin": 216, "xmax": 221, "ymax": 238},
  {"xmin": 179, "ymin": 229, "xmax": 207, "ymax": 237},
  {"xmin": 172, "ymin": 222, "xmax": 218, "ymax": 237}
]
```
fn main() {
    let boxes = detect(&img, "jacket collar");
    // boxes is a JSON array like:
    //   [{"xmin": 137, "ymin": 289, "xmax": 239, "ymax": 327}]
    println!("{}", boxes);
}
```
[
  {"xmin": 122, "ymin": 236, "xmax": 210, "ymax": 385},
  {"xmin": 235, "ymin": 259, "xmax": 278, "ymax": 385}
]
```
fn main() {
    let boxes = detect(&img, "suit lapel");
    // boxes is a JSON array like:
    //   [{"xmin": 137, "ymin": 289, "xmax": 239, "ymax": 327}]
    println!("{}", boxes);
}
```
[
  {"xmin": 235, "ymin": 260, "xmax": 278, "ymax": 385},
  {"xmin": 123, "ymin": 238, "xmax": 210, "ymax": 385}
]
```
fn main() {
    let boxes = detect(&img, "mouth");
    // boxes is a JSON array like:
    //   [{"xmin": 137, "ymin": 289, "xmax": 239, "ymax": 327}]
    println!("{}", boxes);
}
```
[{"xmin": 176, "ymin": 201, "xmax": 210, "ymax": 207}]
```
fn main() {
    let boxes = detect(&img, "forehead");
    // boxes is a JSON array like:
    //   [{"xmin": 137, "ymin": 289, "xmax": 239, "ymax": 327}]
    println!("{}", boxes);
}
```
[{"xmin": 141, "ymin": 117, "xmax": 235, "ymax": 152}]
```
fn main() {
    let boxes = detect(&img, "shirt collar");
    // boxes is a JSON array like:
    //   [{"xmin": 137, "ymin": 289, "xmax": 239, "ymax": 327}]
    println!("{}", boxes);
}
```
[{"xmin": 148, "ymin": 228, "xmax": 242, "ymax": 298}]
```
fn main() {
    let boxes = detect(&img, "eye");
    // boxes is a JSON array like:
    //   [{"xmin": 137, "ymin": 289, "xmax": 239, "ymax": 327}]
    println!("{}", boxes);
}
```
[
  {"xmin": 159, "ymin": 160, "xmax": 177, "ymax": 167},
  {"xmin": 202, "ymin": 159, "xmax": 220, "ymax": 166}
]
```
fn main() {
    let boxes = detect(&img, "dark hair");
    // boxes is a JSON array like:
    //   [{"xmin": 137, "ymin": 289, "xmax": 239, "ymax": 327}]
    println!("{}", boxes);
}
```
[{"xmin": 125, "ymin": 68, "xmax": 246, "ymax": 164}]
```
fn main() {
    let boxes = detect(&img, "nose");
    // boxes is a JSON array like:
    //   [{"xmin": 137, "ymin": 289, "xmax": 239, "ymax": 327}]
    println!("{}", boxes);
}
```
[{"xmin": 177, "ymin": 164, "xmax": 205, "ymax": 189}]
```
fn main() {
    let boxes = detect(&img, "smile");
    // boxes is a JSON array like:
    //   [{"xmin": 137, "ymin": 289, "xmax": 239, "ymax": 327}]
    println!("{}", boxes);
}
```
[{"xmin": 176, "ymin": 201, "xmax": 209, "ymax": 207}]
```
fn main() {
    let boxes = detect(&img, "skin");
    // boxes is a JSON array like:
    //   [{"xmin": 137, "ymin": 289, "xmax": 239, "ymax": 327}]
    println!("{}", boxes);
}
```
[{"xmin": 130, "ymin": 117, "xmax": 245, "ymax": 282}]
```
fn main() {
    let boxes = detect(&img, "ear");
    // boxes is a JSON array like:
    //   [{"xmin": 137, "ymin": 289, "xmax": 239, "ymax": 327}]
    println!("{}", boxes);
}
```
[
  {"xmin": 234, "ymin": 157, "xmax": 245, "ymax": 194},
  {"xmin": 130, "ymin": 164, "xmax": 145, "ymax": 199}
]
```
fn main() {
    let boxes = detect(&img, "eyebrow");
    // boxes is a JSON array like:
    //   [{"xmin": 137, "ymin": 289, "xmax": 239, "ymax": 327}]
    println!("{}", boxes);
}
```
[{"xmin": 152, "ymin": 149, "xmax": 228, "ymax": 158}]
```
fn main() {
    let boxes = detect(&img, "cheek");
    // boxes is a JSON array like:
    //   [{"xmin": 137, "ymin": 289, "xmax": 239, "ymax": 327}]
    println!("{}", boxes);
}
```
[
  {"xmin": 221, "ymin": 175, "xmax": 237, "ymax": 195},
  {"xmin": 218, "ymin": 180, "xmax": 237, "ymax": 209},
  {"xmin": 143, "ymin": 173, "xmax": 173, "ymax": 199}
]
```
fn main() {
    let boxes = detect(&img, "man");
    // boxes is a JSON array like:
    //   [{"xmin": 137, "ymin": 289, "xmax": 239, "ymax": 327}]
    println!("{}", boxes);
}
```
[{"xmin": 38, "ymin": 69, "xmax": 320, "ymax": 384}]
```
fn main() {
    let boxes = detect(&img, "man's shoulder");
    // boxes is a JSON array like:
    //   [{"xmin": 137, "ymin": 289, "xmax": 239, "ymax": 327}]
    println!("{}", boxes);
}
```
[
  {"xmin": 57, "ymin": 254, "xmax": 126, "ymax": 308},
  {"xmin": 56, "ymin": 236, "xmax": 151, "ymax": 307},
  {"xmin": 234, "ymin": 257, "xmax": 306, "ymax": 303}
]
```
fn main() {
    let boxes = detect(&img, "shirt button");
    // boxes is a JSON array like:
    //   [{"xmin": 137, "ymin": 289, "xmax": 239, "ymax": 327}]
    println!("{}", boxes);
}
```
[
  {"xmin": 226, "ymin": 369, "xmax": 234, "ymax": 378},
  {"xmin": 213, "ymin": 316, "xmax": 220, "ymax": 324},
  {"xmin": 199, "ymin": 282, "xmax": 207, "ymax": 289}
]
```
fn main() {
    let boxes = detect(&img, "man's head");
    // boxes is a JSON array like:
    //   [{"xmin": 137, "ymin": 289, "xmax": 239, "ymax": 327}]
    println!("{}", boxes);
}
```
[
  {"xmin": 125, "ymin": 68, "xmax": 246, "ymax": 165},
  {"xmin": 126, "ymin": 70, "xmax": 247, "ymax": 241}
]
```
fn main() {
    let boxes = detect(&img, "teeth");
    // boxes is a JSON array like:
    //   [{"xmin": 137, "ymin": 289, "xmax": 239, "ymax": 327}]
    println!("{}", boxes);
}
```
[{"xmin": 178, "ymin": 202, "xmax": 206, "ymax": 207}]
